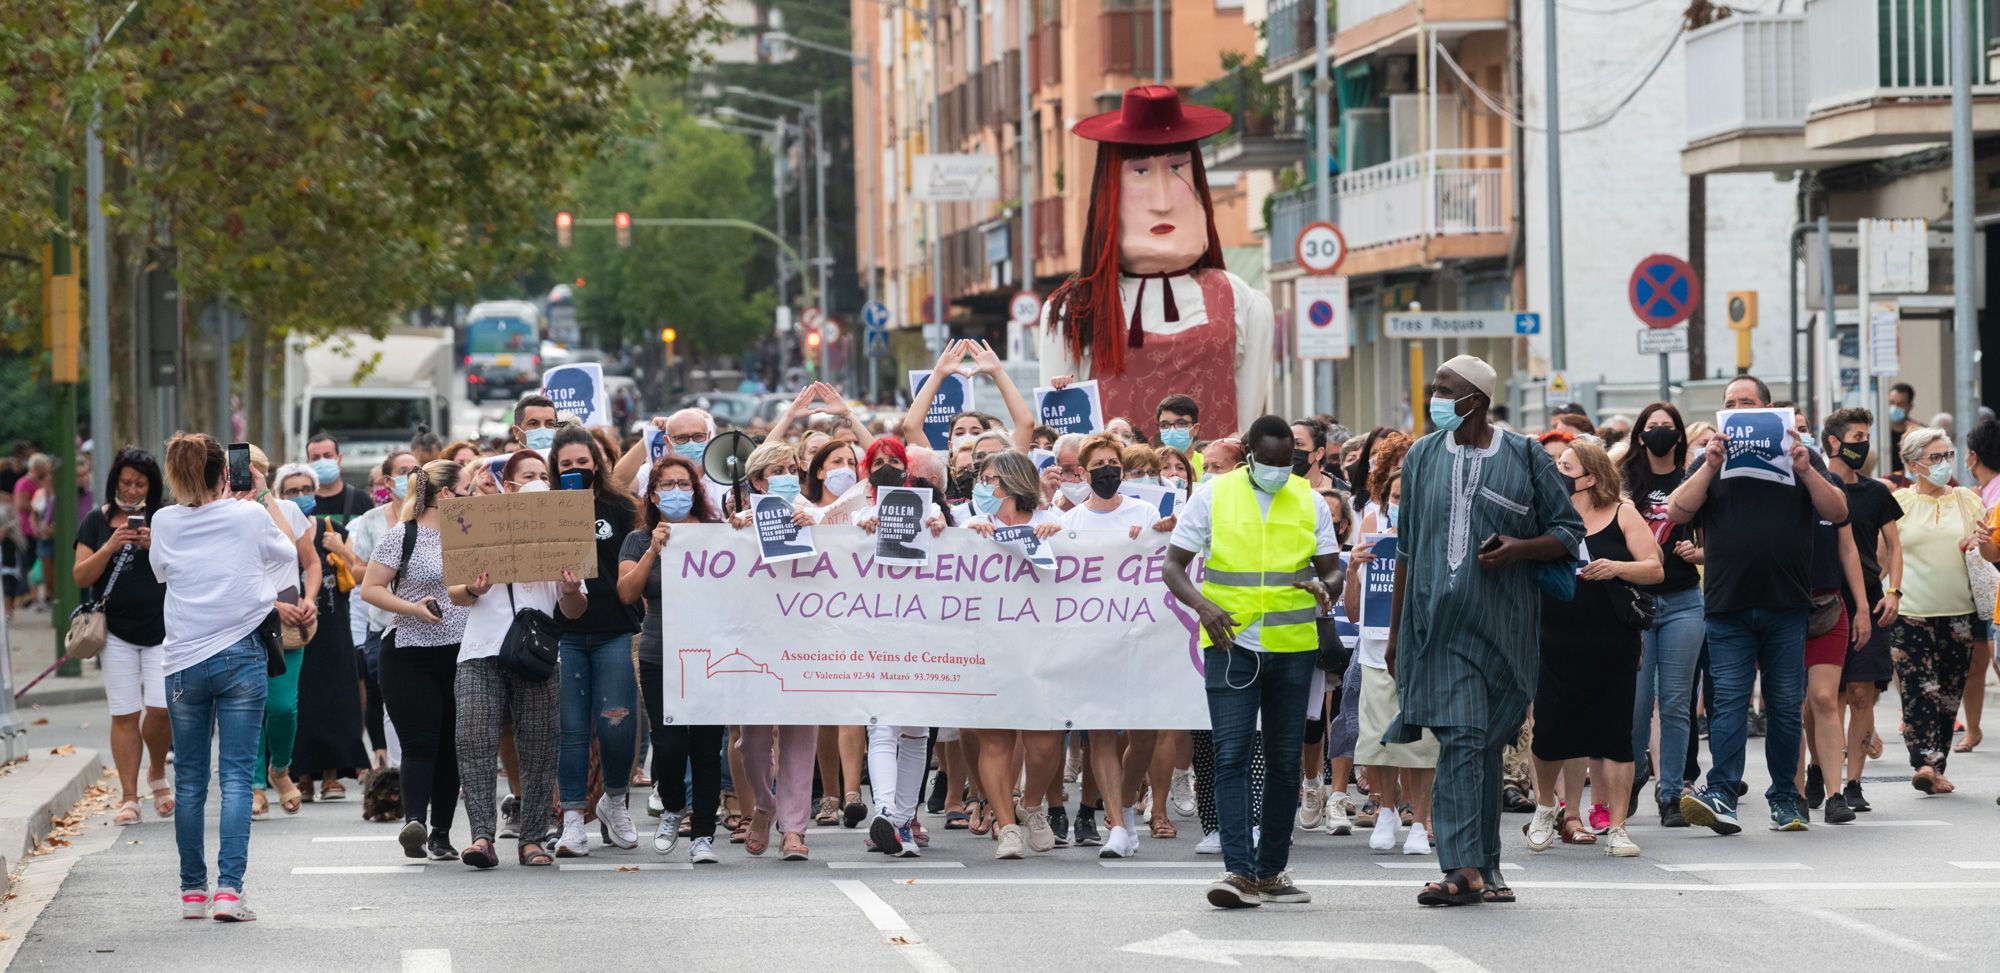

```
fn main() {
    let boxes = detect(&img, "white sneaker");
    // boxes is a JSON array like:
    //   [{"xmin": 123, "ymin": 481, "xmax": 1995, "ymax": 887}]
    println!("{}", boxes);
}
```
[
  {"xmin": 1402, "ymin": 821, "xmax": 1432, "ymax": 855},
  {"xmin": 1324, "ymin": 795, "xmax": 1354, "ymax": 836},
  {"xmin": 596, "ymin": 793, "xmax": 639, "ymax": 850},
  {"xmin": 1196, "ymin": 831, "xmax": 1222, "ymax": 854},
  {"xmin": 1099, "ymin": 824, "xmax": 1141, "ymax": 859},
  {"xmin": 647, "ymin": 791, "xmax": 665, "ymax": 816},
  {"xmin": 1368, "ymin": 809, "xmax": 1399, "ymax": 851},
  {"xmin": 499, "ymin": 794, "xmax": 521, "ymax": 839},
  {"xmin": 689, "ymin": 836, "xmax": 719, "ymax": 864},
  {"xmin": 1296, "ymin": 782, "xmax": 1326, "ymax": 830},
  {"xmin": 180, "ymin": 890, "xmax": 209, "ymax": 921},
  {"xmin": 210, "ymin": 887, "xmax": 255, "ymax": 923},
  {"xmin": 1605, "ymin": 827, "xmax": 1641, "ymax": 858},
  {"xmin": 995, "ymin": 824, "xmax": 1028, "ymax": 860},
  {"xmin": 555, "ymin": 810, "xmax": 590, "ymax": 858},
  {"xmin": 1022, "ymin": 804, "xmax": 1056, "ymax": 853},
  {"xmin": 1526, "ymin": 805, "xmax": 1560, "ymax": 853},
  {"xmin": 1169, "ymin": 768, "xmax": 1197, "ymax": 818},
  {"xmin": 653, "ymin": 812, "xmax": 681, "ymax": 855}
]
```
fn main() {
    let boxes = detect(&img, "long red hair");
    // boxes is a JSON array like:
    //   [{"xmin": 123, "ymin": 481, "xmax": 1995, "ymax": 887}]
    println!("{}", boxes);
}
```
[{"xmin": 1047, "ymin": 140, "xmax": 1227, "ymax": 376}]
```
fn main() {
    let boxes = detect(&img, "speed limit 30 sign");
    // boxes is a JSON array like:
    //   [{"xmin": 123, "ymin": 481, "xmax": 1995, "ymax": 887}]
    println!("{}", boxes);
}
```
[{"xmin": 1294, "ymin": 222, "xmax": 1348, "ymax": 276}]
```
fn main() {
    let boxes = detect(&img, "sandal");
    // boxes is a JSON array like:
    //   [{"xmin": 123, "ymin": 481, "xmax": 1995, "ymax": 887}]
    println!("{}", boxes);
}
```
[
  {"xmin": 1149, "ymin": 818, "xmax": 1178, "ymax": 839},
  {"xmin": 269, "ymin": 769, "xmax": 303, "ymax": 815},
  {"xmin": 816, "ymin": 796, "xmax": 839, "ymax": 826},
  {"xmin": 744, "ymin": 808, "xmax": 772, "ymax": 856},
  {"xmin": 517, "ymin": 842, "xmax": 554, "ymax": 866},
  {"xmin": 780, "ymin": 832, "xmax": 810, "ymax": 861},
  {"xmin": 1481, "ymin": 886, "xmax": 1517, "ymax": 904},
  {"xmin": 944, "ymin": 811, "xmax": 971, "ymax": 830},
  {"xmin": 148, "ymin": 777, "xmax": 175, "ymax": 818},
  {"xmin": 1956, "ymin": 731, "xmax": 1982, "ymax": 753},
  {"xmin": 462, "ymin": 838, "xmax": 499, "ymax": 870},
  {"xmin": 320, "ymin": 779, "xmax": 347, "ymax": 801},
  {"xmin": 1417, "ymin": 871, "xmax": 1484, "ymax": 907},
  {"xmin": 114, "ymin": 800, "xmax": 141, "ymax": 826},
  {"xmin": 966, "ymin": 799, "xmax": 992, "ymax": 837},
  {"xmin": 722, "ymin": 812, "xmax": 746, "ymax": 832},
  {"xmin": 252, "ymin": 790, "xmax": 270, "ymax": 821},
  {"xmin": 1558, "ymin": 816, "xmax": 1597, "ymax": 844}
]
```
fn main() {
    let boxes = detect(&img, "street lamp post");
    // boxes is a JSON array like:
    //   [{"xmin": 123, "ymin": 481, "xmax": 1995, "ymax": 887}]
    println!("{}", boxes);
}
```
[{"xmin": 724, "ymin": 86, "xmax": 833, "ymax": 378}]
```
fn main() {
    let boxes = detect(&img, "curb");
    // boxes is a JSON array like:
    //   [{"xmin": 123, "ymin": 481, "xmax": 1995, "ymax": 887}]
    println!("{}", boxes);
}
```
[
  {"xmin": 0, "ymin": 747, "xmax": 104, "ymax": 892},
  {"xmin": 18, "ymin": 685, "xmax": 106, "ymax": 709}
]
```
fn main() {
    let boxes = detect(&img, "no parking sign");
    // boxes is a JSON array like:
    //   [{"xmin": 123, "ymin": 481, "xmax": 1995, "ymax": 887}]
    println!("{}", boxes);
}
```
[
  {"xmin": 1629, "ymin": 254, "xmax": 1700, "ymax": 328},
  {"xmin": 1295, "ymin": 276, "xmax": 1349, "ymax": 360}
]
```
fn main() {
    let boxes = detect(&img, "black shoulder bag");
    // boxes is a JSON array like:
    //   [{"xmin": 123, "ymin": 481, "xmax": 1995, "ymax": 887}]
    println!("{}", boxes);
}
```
[
  {"xmin": 497, "ymin": 584, "xmax": 562, "ymax": 681},
  {"xmin": 379, "ymin": 521, "xmax": 421, "ymax": 652}
]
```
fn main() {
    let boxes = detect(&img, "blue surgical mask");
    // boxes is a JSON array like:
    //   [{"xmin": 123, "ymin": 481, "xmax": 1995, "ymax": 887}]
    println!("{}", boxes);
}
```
[
  {"xmin": 1161, "ymin": 427, "xmax": 1193, "ymax": 451},
  {"xmin": 291, "ymin": 495, "xmax": 317, "ymax": 516},
  {"xmin": 971, "ymin": 481, "xmax": 1002, "ymax": 514},
  {"xmin": 656, "ymin": 488, "xmax": 694, "ymax": 520},
  {"xmin": 766, "ymin": 474, "xmax": 801, "ymax": 502},
  {"xmin": 523, "ymin": 427, "xmax": 555, "ymax": 451},
  {"xmin": 1429, "ymin": 394, "xmax": 1467, "ymax": 432},
  {"xmin": 1925, "ymin": 462, "xmax": 1954, "ymax": 488},
  {"xmin": 1889, "ymin": 406, "xmax": 1908, "ymax": 424},
  {"xmin": 391, "ymin": 476, "xmax": 410, "ymax": 500},
  {"xmin": 1134, "ymin": 475, "xmax": 1162, "ymax": 487},
  {"xmin": 1386, "ymin": 503, "xmax": 1399, "ymax": 529},
  {"xmin": 1249, "ymin": 461, "xmax": 1291, "ymax": 493},
  {"xmin": 675, "ymin": 440, "xmax": 708, "ymax": 465},
  {"xmin": 310, "ymin": 458, "xmax": 341, "ymax": 486}
]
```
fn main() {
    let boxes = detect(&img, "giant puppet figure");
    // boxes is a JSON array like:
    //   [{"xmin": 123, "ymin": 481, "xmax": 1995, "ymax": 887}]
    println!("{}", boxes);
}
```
[{"xmin": 1038, "ymin": 86, "xmax": 1274, "ymax": 434}]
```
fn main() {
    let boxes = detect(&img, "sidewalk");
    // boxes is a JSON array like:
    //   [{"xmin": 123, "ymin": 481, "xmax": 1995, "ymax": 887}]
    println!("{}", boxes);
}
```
[{"xmin": 6, "ymin": 609, "xmax": 105, "ymax": 708}]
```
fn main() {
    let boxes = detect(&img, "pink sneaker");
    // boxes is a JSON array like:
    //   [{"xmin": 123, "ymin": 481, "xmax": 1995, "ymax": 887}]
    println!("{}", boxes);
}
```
[
  {"xmin": 181, "ymin": 891, "xmax": 209, "ymax": 920},
  {"xmin": 1588, "ymin": 803, "xmax": 1611, "ymax": 834},
  {"xmin": 211, "ymin": 888, "xmax": 255, "ymax": 922}
]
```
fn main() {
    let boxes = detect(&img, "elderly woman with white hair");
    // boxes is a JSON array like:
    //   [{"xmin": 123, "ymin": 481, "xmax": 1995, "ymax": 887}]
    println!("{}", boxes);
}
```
[{"xmin": 1888, "ymin": 426, "xmax": 2000, "ymax": 796}]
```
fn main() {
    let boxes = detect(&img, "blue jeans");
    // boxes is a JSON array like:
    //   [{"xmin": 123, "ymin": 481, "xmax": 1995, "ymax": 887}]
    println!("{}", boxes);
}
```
[
  {"xmin": 557, "ymin": 631, "xmax": 640, "ymax": 809},
  {"xmin": 167, "ymin": 634, "xmax": 269, "ymax": 892},
  {"xmin": 1704, "ymin": 608, "xmax": 1808, "ymax": 803},
  {"xmin": 1634, "ymin": 587, "xmax": 1705, "ymax": 805},
  {"xmin": 1204, "ymin": 644, "xmax": 1315, "ymax": 880}
]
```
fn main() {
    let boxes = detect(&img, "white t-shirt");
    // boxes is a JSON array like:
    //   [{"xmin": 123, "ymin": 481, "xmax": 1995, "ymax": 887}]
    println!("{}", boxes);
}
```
[
  {"xmin": 1060, "ymin": 495, "xmax": 1162, "ymax": 535},
  {"xmin": 1168, "ymin": 477, "xmax": 1342, "ymax": 652},
  {"xmin": 458, "ymin": 579, "xmax": 586, "ymax": 664},
  {"xmin": 263, "ymin": 503, "xmax": 309, "ymax": 594},
  {"xmin": 150, "ymin": 500, "xmax": 297, "ymax": 675}
]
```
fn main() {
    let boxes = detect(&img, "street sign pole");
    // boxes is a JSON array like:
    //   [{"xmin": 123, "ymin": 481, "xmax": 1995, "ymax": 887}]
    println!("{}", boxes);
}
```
[{"xmin": 1658, "ymin": 352, "xmax": 1670, "ymax": 403}]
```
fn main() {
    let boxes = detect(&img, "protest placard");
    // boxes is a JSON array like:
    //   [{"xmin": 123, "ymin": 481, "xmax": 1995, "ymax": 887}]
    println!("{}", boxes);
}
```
[
  {"xmin": 1032, "ymin": 448, "xmax": 1056, "ymax": 473},
  {"xmin": 1034, "ymin": 380, "xmax": 1103, "ymax": 437},
  {"xmin": 1717, "ymin": 408, "xmax": 1796, "ymax": 485},
  {"xmin": 1328, "ymin": 552, "xmax": 1359, "ymax": 642},
  {"xmin": 873, "ymin": 485, "xmax": 934, "ymax": 566},
  {"xmin": 1358, "ymin": 533, "xmax": 1397, "ymax": 640},
  {"xmin": 657, "ymin": 525, "xmax": 1206, "ymax": 729},
  {"xmin": 1116, "ymin": 480, "xmax": 1178, "ymax": 519},
  {"xmin": 642, "ymin": 425, "xmax": 671, "ymax": 464},
  {"xmin": 543, "ymin": 362, "xmax": 612, "ymax": 428},
  {"xmin": 752, "ymin": 494, "xmax": 816, "ymax": 563},
  {"xmin": 908, "ymin": 370, "xmax": 974, "ymax": 450},
  {"xmin": 437, "ymin": 490, "xmax": 598, "ymax": 586},
  {"xmin": 991, "ymin": 523, "xmax": 1056, "ymax": 570}
]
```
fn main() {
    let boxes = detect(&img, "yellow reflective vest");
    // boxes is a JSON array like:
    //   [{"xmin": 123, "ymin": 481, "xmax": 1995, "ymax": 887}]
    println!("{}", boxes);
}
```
[{"xmin": 1198, "ymin": 467, "xmax": 1319, "ymax": 653}]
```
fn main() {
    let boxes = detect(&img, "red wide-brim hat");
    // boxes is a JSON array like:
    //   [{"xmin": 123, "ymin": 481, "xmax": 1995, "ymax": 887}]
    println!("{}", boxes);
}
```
[{"xmin": 1072, "ymin": 85, "xmax": 1231, "ymax": 146}]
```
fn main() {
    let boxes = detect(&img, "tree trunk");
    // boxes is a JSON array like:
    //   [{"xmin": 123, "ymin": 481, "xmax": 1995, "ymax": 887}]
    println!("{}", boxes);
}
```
[{"xmin": 245, "ymin": 316, "xmax": 269, "ymax": 447}]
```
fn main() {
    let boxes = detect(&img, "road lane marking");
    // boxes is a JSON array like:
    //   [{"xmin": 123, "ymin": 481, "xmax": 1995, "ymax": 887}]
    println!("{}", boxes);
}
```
[
  {"xmin": 1948, "ymin": 861, "xmax": 2000, "ymax": 869},
  {"xmin": 1654, "ymin": 862, "xmax": 1810, "ymax": 872},
  {"xmin": 1792, "ymin": 905, "xmax": 1955, "ymax": 961},
  {"xmin": 832, "ymin": 879, "xmax": 960, "ymax": 973},
  {"xmin": 827, "ymin": 861, "xmax": 966, "ymax": 869},
  {"xmin": 1099, "ymin": 862, "xmax": 1220, "ymax": 869},
  {"xmin": 1843, "ymin": 819, "xmax": 1949, "ymax": 827},
  {"xmin": 557, "ymin": 862, "xmax": 694, "ymax": 871},
  {"xmin": 1376, "ymin": 862, "xmax": 1523, "ymax": 871},
  {"xmin": 1120, "ymin": 930, "xmax": 1492, "ymax": 971},
  {"xmin": 401, "ymin": 949, "xmax": 452, "ymax": 973},
  {"xmin": 311, "ymin": 836, "xmax": 399, "ymax": 843},
  {"xmin": 902, "ymin": 877, "xmax": 2000, "ymax": 893},
  {"xmin": 290, "ymin": 866, "xmax": 423, "ymax": 875}
]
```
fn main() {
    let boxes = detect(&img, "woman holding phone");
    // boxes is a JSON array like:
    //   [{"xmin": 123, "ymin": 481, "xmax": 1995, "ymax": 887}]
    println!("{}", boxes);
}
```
[{"xmin": 359, "ymin": 459, "xmax": 472, "ymax": 862}]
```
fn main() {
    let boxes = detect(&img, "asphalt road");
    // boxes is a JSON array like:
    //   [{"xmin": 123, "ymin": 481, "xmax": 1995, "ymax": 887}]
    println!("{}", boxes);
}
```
[{"xmin": 8, "ymin": 696, "xmax": 2000, "ymax": 972}]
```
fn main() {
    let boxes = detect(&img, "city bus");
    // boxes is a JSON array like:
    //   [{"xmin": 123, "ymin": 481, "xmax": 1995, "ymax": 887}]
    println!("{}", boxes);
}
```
[{"xmin": 463, "ymin": 300, "xmax": 543, "ymax": 402}]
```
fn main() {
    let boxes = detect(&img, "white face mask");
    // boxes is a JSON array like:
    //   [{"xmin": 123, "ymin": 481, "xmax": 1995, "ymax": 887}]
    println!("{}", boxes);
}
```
[
  {"xmin": 823, "ymin": 467, "xmax": 859, "ymax": 497},
  {"xmin": 514, "ymin": 479, "xmax": 550, "ymax": 493},
  {"xmin": 1059, "ymin": 480, "xmax": 1092, "ymax": 505}
]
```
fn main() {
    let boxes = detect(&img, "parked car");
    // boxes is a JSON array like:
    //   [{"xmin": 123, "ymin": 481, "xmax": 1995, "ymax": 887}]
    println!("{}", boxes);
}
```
[{"xmin": 671, "ymin": 392, "xmax": 758, "ymax": 429}]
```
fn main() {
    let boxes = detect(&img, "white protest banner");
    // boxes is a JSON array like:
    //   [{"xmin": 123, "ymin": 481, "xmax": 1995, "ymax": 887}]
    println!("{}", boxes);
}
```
[
  {"xmin": 543, "ymin": 362, "xmax": 612, "ymax": 428},
  {"xmin": 873, "ymin": 485, "xmax": 934, "ymax": 566},
  {"xmin": 437, "ymin": 490, "xmax": 598, "ymax": 586},
  {"xmin": 1117, "ymin": 480, "xmax": 1178, "ymax": 519},
  {"xmin": 752, "ymin": 494, "xmax": 815, "ymax": 563},
  {"xmin": 908, "ymin": 370, "xmax": 974, "ymax": 450},
  {"xmin": 655, "ymin": 525, "xmax": 1208, "ymax": 729},
  {"xmin": 991, "ymin": 523, "xmax": 1055, "ymax": 570},
  {"xmin": 1035, "ymin": 380, "xmax": 1103, "ymax": 437},
  {"xmin": 1716, "ymin": 408, "xmax": 1796, "ymax": 485},
  {"xmin": 1358, "ymin": 533, "xmax": 1397, "ymax": 640}
]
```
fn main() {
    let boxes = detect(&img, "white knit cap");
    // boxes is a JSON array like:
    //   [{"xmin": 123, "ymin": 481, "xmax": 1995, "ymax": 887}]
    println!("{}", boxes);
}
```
[{"xmin": 1441, "ymin": 354, "xmax": 1497, "ymax": 401}]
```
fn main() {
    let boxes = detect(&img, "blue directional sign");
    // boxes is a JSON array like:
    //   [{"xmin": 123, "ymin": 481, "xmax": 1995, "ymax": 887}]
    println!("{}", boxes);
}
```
[
  {"xmin": 865, "ymin": 324, "xmax": 891, "ymax": 359},
  {"xmin": 1514, "ymin": 312, "xmax": 1541, "ymax": 335},
  {"xmin": 861, "ymin": 300, "xmax": 892, "ymax": 330}
]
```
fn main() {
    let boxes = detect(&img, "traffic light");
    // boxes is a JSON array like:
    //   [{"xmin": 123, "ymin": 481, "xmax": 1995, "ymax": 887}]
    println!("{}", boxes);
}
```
[
  {"xmin": 659, "ymin": 327, "xmax": 677, "ymax": 344},
  {"xmin": 614, "ymin": 211, "xmax": 632, "ymax": 249},
  {"xmin": 555, "ymin": 211, "xmax": 573, "ymax": 248},
  {"xmin": 804, "ymin": 330, "xmax": 822, "ymax": 354}
]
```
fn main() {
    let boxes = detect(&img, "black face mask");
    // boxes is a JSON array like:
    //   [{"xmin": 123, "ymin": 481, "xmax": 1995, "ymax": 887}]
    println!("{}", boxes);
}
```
[
  {"xmin": 1837, "ymin": 440, "xmax": 1871, "ymax": 470},
  {"xmin": 1640, "ymin": 427, "xmax": 1680, "ymax": 458},
  {"xmin": 949, "ymin": 471, "xmax": 974, "ymax": 499},
  {"xmin": 1557, "ymin": 471, "xmax": 1583, "ymax": 495},
  {"xmin": 1089, "ymin": 465, "xmax": 1122, "ymax": 500},
  {"xmin": 869, "ymin": 466, "xmax": 906, "ymax": 489},
  {"xmin": 1292, "ymin": 449, "xmax": 1314, "ymax": 477}
]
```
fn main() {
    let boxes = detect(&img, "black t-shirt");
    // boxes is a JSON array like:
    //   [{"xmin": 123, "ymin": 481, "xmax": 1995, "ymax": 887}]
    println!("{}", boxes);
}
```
[
  {"xmin": 1841, "ymin": 475, "xmax": 1903, "ymax": 606},
  {"xmin": 1809, "ymin": 515, "xmax": 1845, "ymax": 591},
  {"xmin": 314, "ymin": 481, "xmax": 373, "ymax": 530},
  {"xmin": 568, "ymin": 495, "xmax": 642, "ymax": 634},
  {"xmin": 619, "ymin": 531, "xmax": 667, "ymax": 666},
  {"xmin": 1626, "ymin": 462, "xmax": 1700, "ymax": 594},
  {"xmin": 1691, "ymin": 450, "xmax": 1842, "ymax": 614},
  {"xmin": 75, "ymin": 507, "xmax": 166, "ymax": 646}
]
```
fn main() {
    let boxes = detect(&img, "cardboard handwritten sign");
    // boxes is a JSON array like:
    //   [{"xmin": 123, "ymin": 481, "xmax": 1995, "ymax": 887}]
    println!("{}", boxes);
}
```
[
  {"xmin": 1716, "ymin": 408, "xmax": 1796, "ymax": 486},
  {"xmin": 438, "ymin": 490, "xmax": 598, "ymax": 586},
  {"xmin": 1034, "ymin": 380, "xmax": 1103, "ymax": 437},
  {"xmin": 874, "ymin": 485, "xmax": 934, "ymax": 566},
  {"xmin": 753, "ymin": 493, "xmax": 816, "ymax": 563}
]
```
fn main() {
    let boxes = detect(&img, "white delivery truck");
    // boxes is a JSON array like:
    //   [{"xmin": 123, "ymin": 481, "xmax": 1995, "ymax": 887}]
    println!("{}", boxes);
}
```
[{"xmin": 283, "ymin": 327, "xmax": 454, "ymax": 486}]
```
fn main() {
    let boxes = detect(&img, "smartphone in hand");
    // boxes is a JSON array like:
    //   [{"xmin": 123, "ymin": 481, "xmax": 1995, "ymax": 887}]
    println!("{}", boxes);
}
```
[
  {"xmin": 1479, "ymin": 533, "xmax": 1502, "ymax": 554},
  {"xmin": 227, "ymin": 442, "xmax": 253, "ymax": 492}
]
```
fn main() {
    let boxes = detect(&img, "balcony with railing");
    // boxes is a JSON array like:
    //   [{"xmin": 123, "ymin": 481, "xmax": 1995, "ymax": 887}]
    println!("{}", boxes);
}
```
[
  {"xmin": 1803, "ymin": 0, "xmax": 1999, "ymax": 147},
  {"xmin": 1264, "ymin": 0, "xmax": 1319, "ymax": 72},
  {"xmin": 1266, "ymin": 184, "xmax": 1324, "ymax": 267},
  {"xmin": 1192, "ymin": 61, "xmax": 1307, "ymax": 172},
  {"xmin": 1099, "ymin": 4, "xmax": 1171, "ymax": 79},
  {"xmin": 1685, "ymin": 15, "xmax": 1810, "ymax": 146},
  {"xmin": 1029, "ymin": 18, "xmax": 1062, "ymax": 87}
]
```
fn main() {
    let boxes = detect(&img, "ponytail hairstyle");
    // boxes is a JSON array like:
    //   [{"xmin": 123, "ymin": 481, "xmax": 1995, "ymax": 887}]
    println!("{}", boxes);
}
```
[
  {"xmin": 400, "ymin": 458, "xmax": 465, "ymax": 522},
  {"xmin": 164, "ymin": 433, "xmax": 225, "ymax": 507}
]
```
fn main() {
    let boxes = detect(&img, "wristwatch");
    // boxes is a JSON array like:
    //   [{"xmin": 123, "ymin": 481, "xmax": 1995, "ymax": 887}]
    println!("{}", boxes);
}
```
[{"xmin": 1885, "ymin": 587, "xmax": 1901, "ymax": 596}]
